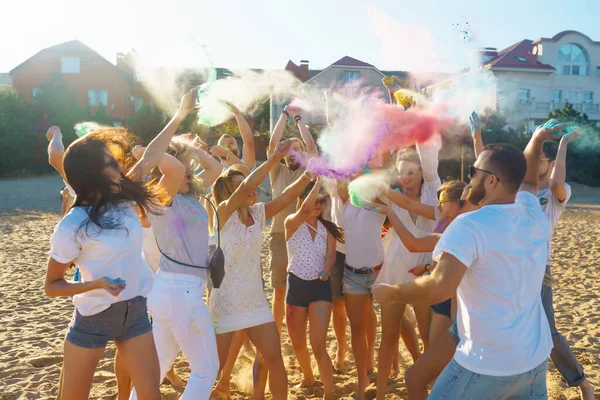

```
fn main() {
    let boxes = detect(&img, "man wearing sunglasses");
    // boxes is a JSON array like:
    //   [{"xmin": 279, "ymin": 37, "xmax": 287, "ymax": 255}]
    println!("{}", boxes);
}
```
[{"xmin": 373, "ymin": 120, "xmax": 569, "ymax": 399}]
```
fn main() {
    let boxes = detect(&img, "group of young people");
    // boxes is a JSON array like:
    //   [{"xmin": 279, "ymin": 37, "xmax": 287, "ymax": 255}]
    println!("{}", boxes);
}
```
[{"xmin": 44, "ymin": 80, "xmax": 594, "ymax": 400}]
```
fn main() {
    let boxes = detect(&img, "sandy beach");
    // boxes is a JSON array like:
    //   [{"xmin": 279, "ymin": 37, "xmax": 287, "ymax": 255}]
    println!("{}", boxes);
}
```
[{"xmin": 1, "ymin": 175, "xmax": 598, "ymax": 399}]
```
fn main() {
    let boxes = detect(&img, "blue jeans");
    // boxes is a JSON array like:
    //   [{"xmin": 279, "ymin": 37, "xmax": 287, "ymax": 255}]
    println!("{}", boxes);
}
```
[{"xmin": 429, "ymin": 359, "xmax": 548, "ymax": 400}]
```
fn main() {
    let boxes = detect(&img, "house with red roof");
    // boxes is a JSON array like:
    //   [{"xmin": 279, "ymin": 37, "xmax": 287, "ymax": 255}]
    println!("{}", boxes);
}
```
[
  {"xmin": 279, "ymin": 56, "xmax": 410, "ymax": 125},
  {"xmin": 431, "ymin": 30, "xmax": 600, "ymax": 130},
  {"xmin": 10, "ymin": 40, "xmax": 153, "ymax": 126}
]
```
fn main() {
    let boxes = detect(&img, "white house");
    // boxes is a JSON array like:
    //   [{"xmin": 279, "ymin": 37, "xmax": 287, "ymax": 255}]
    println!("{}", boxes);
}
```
[{"xmin": 430, "ymin": 30, "xmax": 600, "ymax": 131}]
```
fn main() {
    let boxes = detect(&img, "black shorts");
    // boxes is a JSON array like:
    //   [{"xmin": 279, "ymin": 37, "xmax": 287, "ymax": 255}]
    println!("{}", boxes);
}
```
[
  {"xmin": 431, "ymin": 298, "xmax": 451, "ymax": 318},
  {"xmin": 286, "ymin": 273, "xmax": 332, "ymax": 307}
]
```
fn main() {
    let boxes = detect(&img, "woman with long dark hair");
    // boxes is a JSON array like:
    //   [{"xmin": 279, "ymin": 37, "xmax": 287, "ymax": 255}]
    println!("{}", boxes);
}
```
[
  {"xmin": 284, "ymin": 178, "xmax": 343, "ymax": 399},
  {"xmin": 44, "ymin": 90, "xmax": 197, "ymax": 399}
]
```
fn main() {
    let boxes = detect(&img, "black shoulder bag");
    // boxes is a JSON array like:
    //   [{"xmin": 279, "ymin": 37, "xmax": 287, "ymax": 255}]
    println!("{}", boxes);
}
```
[{"xmin": 156, "ymin": 195, "xmax": 225, "ymax": 288}]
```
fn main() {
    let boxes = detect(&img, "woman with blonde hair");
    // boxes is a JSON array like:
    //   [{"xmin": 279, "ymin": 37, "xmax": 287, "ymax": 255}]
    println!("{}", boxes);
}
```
[
  {"xmin": 209, "ymin": 141, "xmax": 312, "ymax": 399},
  {"xmin": 128, "ymin": 129, "xmax": 223, "ymax": 399}
]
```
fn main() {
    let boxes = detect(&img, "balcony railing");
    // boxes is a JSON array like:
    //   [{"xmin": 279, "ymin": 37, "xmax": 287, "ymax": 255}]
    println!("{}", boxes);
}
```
[{"xmin": 516, "ymin": 101, "xmax": 600, "ymax": 114}]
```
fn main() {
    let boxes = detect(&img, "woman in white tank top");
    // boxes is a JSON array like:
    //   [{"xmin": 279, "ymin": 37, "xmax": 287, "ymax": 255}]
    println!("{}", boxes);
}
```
[{"xmin": 284, "ymin": 178, "xmax": 344, "ymax": 400}]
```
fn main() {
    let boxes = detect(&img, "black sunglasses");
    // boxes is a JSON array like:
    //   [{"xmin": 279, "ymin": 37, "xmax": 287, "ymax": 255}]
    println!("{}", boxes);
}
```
[
  {"xmin": 105, "ymin": 158, "xmax": 120, "ymax": 170},
  {"xmin": 316, "ymin": 197, "xmax": 328, "ymax": 205},
  {"xmin": 468, "ymin": 165, "xmax": 500, "ymax": 182}
]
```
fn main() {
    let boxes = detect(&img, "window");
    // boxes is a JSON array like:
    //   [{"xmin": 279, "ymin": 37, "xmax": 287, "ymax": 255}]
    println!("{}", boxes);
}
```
[
  {"xmin": 32, "ymin": 88, "xmax": 40, "ymax": 102},
  {"xmin": 517, "ymin": 89, "xmax": 530, "ymax": 104},
  {"xmin": 564, "ymin": 91, "xmax": 578, "ymax": 103},
  {"xmin": 343, "ymin": 70, "xmax": 361, "ymax": 83},
  {"xmin": 88, "ymin": 90, "xmax": 109, "ymax": 106},
  {"xmin": 583, "ymin": 91, "xmax": 593, "ymax": 103},
  {"xmin": 515, "ymin": 56, "xmax": 528, "ymax": 62},
  {"xmin": 113, "ymin": 121, "xmax": 122, "ymax": 127},
  {"xmin": 134, "ymin": 97, "xmax": 144, "ymax": 112},
  {"xmin": 133, "ymin": 71, "xmax": 142, "ymax": 82},
  {"xmin": 556, "ymin": 44, "xmax": 588, "ymax": 76},
  {"xmin": 551, "ymin": 90, "xmax": 562, "ymax": 102},
  {"xmin": 61, "ymin": 57, "xmax": 80, "ymax": 74}
]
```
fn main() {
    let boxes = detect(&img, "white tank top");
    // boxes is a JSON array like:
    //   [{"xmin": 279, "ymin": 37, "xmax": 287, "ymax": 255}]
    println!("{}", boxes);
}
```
[{"xmin": 286, "ymin": 221, "xmax": 327, "ymax": 280}]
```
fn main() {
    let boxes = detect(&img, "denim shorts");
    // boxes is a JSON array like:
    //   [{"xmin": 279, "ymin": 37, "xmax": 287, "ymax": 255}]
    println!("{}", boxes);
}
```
[
  {"xmin": 66, "ymin": 296, "xmax": 152, "ymax": 349},
  {"xmin": 449, "ymin": 318, "xmax": 460, "ymax": 343},
  {"xmin": 342, "ymin": 265, "xmax": 380, "ymax": 295},
  {"xmin": 286, "ymin": 273, "xmax": 332, "ymax": 307},
  {"xmin": 429, "ymin": 359, "xmax": 548, "ymax": 399}
]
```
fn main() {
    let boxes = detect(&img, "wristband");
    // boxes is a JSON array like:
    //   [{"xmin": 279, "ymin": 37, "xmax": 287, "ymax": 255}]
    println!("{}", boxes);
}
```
[
  {"xmin": 294, "ymin": 115, "xmax": 302, "ymax": 122},
  {"xmin": 424, "ymin": 263, "xmax": 431, "ymax": 273},
  {"xmin": 225, "ymin": 151, "xmax": 233, "ymax": 159},
  {"xmin": 282, "ymin": 109, "xmax": 289, "ymax": 117}
]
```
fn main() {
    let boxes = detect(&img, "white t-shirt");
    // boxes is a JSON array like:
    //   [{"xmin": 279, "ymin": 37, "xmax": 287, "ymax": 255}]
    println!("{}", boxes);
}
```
[
  {"xmin": 344, "ymin": 202, "xmax": 386, "ymax": 268},
  {"xmin": 49, "ymin": 204, "xmax": 154, "ymax": 316},
  {"xmin": 432, "ymin": 191, "xmax": 552, "ymax": 376},
  {"xmin": 537, "ymin": 183, "xmax": 571, "ymax": 264}
]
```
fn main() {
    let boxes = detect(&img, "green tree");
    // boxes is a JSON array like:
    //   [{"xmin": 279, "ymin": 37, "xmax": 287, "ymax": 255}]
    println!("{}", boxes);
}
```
[
  {"xmin": 127, "ymin": 105, "xmax": 167, "ymax": 144},
  {"xmin": 33, "ymin": 72, "xmax": 78, "ymax": 120},
  {"xmin": 92, "ymin": 104, "xmax": 113, "ymax": 126},
  {"xmin": 0, "ymin": 89, "xmax": 42, "ymax": 175},
  {"xmin": 548, "ymin": 101, "xmax": 589, "ymax": 123}
]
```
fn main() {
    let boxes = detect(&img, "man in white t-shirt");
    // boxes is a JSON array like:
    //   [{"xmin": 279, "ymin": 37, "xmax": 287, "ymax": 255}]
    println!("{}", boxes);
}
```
[
  {"xmin": 372, "ymin": 121, "xmax": 567, "ymax": 398},
  {"xmin": 536, "ymin": 135, "xmax": 594, "ymax": 399}
]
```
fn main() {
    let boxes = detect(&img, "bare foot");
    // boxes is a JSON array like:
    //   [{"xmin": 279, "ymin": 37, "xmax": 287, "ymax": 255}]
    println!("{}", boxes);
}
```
[
  {"xmin": 166, "ymin": 369, "xmax": 186, "ymax": 389},
  {"xmin": 579, "ymin": 380, "xmax": 595, "ymax": 400},
  {"xmin": 212, "ymin": 381, "xmax": 230, "ymax": 399},
  {"xmin": 335, "ymin": 345, "xmax": 347, "ymax": 371},
  {"xmin": 296, "ymin": 378, "xmax": 317, "ymax": 389}
]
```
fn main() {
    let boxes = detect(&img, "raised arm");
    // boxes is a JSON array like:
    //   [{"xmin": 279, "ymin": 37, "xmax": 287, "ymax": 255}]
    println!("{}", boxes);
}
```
[
  {"xmin": 416, "ymin": 135, "xmax": 442, "ymax": 184},
  {"xmin": 46, "ymin": 126, "xmax": 66, "ymax": 180},
  {"xmin": 470, "ymin": 111, "xmax": 484, "ymax": 158},
  {"xmin": 383, "ymin": 77, "xmax": 399, "ymax": 105},
  {"xmin": 266, "ymin": 171, "xmax": 313, "ymax": 220},
  {"xmin": 194, "ymin": 146, "xmax": 224, "ymax": 188},
  {"xmin": 127, "ymin": 89, "xmax": 196, "ymax": 182},
  {"xmin": 549, "ymin": 131, "xmax": 578, "ymax": 202},
  {"xmin": 295, "ymin": 110, "xmax": 317, "ymax": 153},
  {"xmin": 268, "ymin": 107, "xmax": 289, "ymax": 152},
  {"xmin": 133, "ymin": 146, "xmax": 185, "ymax": 201},
  {"xmin": 221, "ymin": 100, "xmax": 255, "ymax": 170},
  {"xmin": 284, "ymin": 177, "xmax": 320, "ymax": 239},
  {"xmin": 210, "ymin": 145, "xmax": 251, "ymax": 176},
  {"xmin": 521, "ymin": 120, "xmax": 564, "ymax": 194},
  {"xmin": 382, "ymin": 187, "xmax": 436, "ymax": 221},
  {"xmin": 217, "ymin": 142, "xmax": 290, "ymax": 226}
]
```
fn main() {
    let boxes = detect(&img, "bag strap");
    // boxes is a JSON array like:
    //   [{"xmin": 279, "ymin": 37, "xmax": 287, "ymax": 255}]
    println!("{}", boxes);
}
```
[{"xmin": 153, "ymin": 194, "xmax": 221, "ymax": 270}]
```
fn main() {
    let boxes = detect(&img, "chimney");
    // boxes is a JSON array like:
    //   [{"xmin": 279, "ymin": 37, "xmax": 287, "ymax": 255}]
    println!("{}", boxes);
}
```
[{"xmin": 299, "ymin": 60, "xmax": 310, "ymax": 82}]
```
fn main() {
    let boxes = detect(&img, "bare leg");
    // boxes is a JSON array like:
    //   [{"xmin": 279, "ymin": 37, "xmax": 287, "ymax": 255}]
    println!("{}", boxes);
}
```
[
  {"xmin": 413, "ymin": 302, "xmax": 432, "ymax": 351},
  {"xmin": 405, "ymin": 328, "xmax": 457, "ymax": 400},
  {"xmin": 273, "ymin": 287, "xmax": 287, "ymax": 335},
  {"xmin": 215, "ymin": 330, "xmax": 247, "ymax": 398},
  {"xmin": 366, "ymin": 300, "xmax": 377, "ymax": 372},
  {"xmin": 115, "ymin": 350, "xmax": 132, "ymax": 400},
  {"xmin": 331, "ymin": 299, "xmax": 348, "ymax": 371},
  {"xmin": 286, "ymin": 304, "xmax": 315, "ymax": 387},
  {"xmin": 376, "ymin": 303, "xmax": 405, "ymax": 400},
  {"xmin": 246, "ymin": 322, "xmax": 288, "ymax": 400},
  {"xmin": 115, "ymin": 332, "xmax": 161, "ymax": 400},
  {"xmin": 345, "ymin": 293, "xmax": 371, "ymax": 400},
  {"xmin": 429, "ymin": 313, "xmax": 452, "ymax": 345},
  {"xmin": 308, "ymin": 302, "xmax": 334, "ymax": 400},
  {"xmin": 61, "ymin": 340, "xmax": 105, "ymax": 400},
  {"xmin": 400, "ymin": 314, "xmax": 421, "ymax": 362}
]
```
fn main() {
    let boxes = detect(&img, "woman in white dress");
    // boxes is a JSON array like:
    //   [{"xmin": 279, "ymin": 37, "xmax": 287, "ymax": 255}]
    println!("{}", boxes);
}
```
[
  {"xmin": 375, "ymin": 138, "xmax": 441, "ymax": 400},
  {"xmin": 210, "ymin": 141, "xmax": 312, "ymax": 399}
]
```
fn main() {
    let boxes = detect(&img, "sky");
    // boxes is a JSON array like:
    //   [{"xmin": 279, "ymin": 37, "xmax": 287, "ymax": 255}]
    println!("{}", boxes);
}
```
[{"xmin": 2, "ymin": 0, "xmax": 600, "ymax": 74}]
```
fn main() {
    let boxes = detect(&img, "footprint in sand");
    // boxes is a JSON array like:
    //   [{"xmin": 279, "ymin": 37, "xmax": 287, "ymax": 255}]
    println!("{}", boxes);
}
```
[{"xmin": 27, "ymin": 355, "xmax": 63, "ymax": 368}]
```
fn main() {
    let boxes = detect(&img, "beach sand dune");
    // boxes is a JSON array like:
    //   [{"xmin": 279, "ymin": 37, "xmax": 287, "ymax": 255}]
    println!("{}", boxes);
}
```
[{"xmin": 0, "ymin": 175, "xmax": 598, "ymax": 399}]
